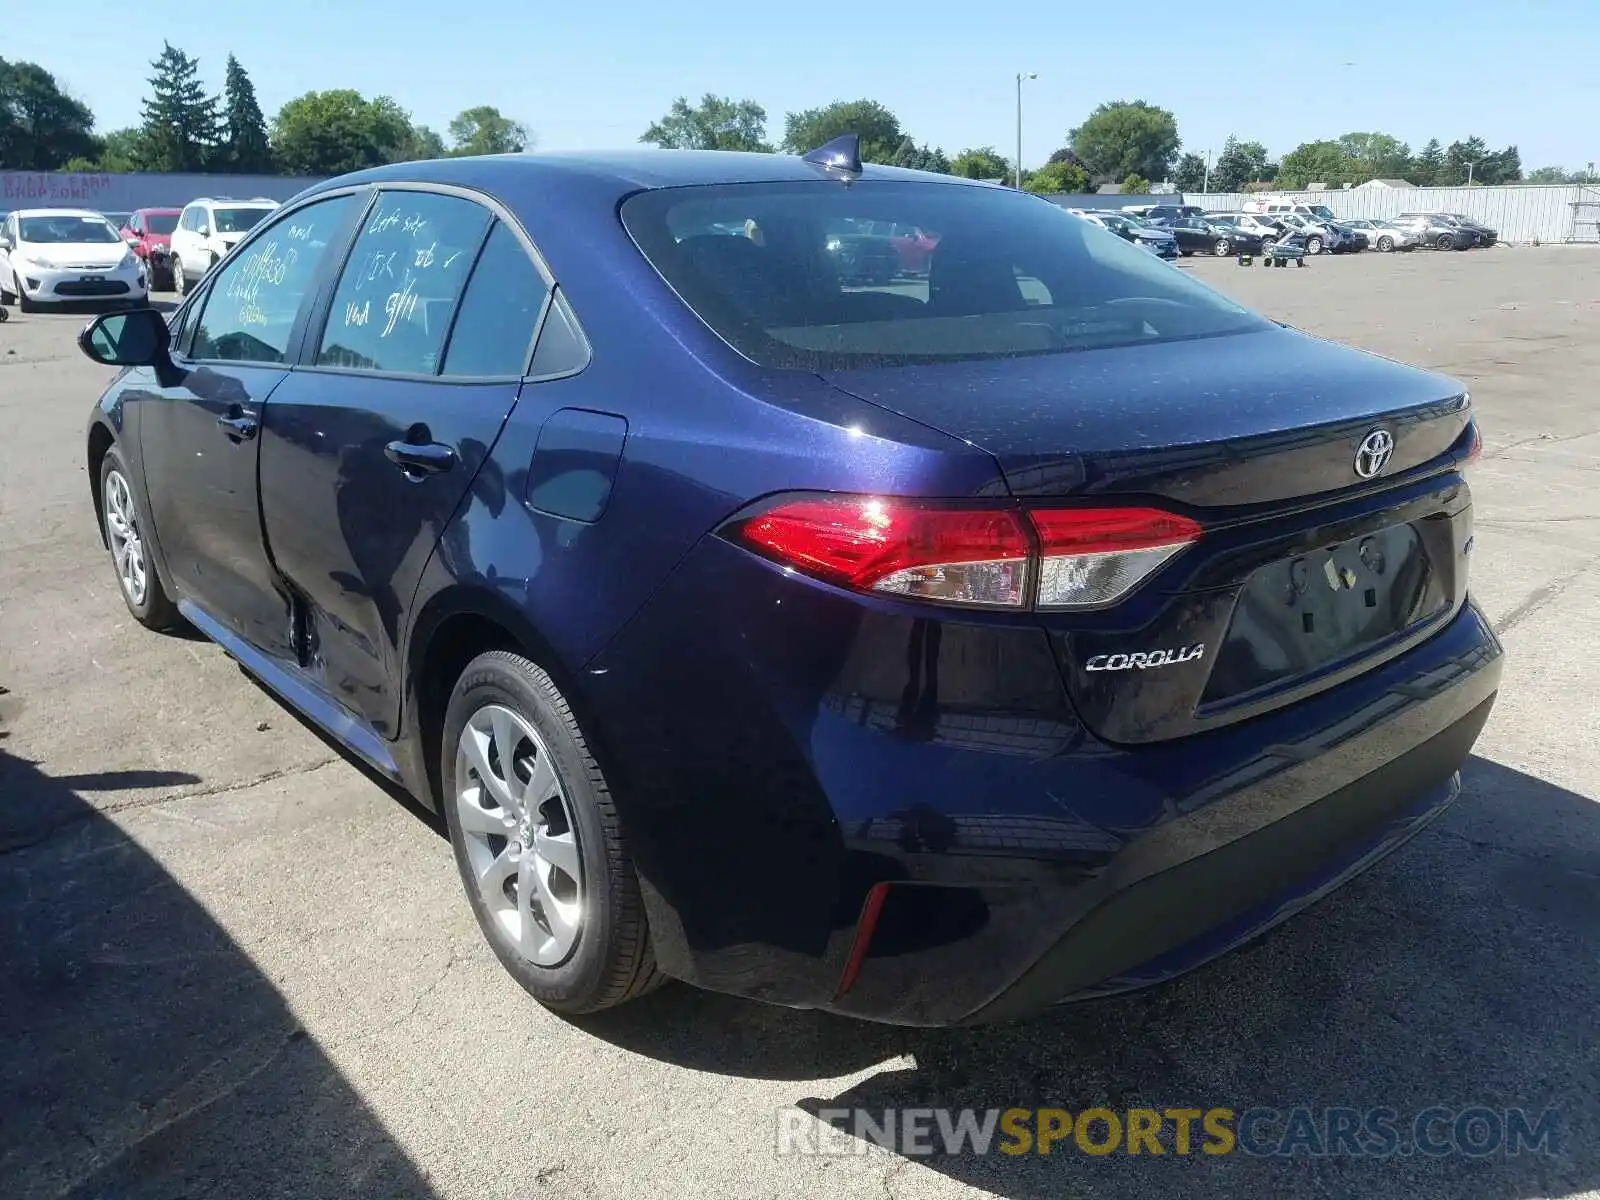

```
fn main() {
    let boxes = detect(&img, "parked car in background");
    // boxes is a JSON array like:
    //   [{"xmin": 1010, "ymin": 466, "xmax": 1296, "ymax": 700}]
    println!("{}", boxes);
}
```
[
  {"xmin": 1166, "ymin": 215, "xmax": 1265, "ymax": 256},
  {"xmin": 889, "ymin": 224, "xmax": 940, "ymax": 275},
  {"xmin": 100, "ymin": 211, "xmax": 133, "ymax": 231},
  {"xmin": 1125, "ymin": 203, "xmax": 1206, "ymax": 224},
  {"xmin": 1250, "ymin": 200, "xmax": 1339, "ymax": 223},
  {"xmin": 1391, "ymin": 213, "xmax": 1475, "ymax": 250},
  {"xmin": 1439, "ymin": 213, "xmax": 1497, "ymax": 247},
  {"xmin": 1269, "ymin": 214, "xmax": 1352, "ymax": 256},
  {"xmin": 0, "ymin": 208, "xmax": 148, "ymax": 311},
  {"xmin": 119, "ymin": 208, "xmax": 182, "ymax": 288},
  {"xmin": 825, "ymin": 218, "xmax": 902, "ymax": 285},
  {"xmin": 169, "ymin": 196, "xmax": 280, "ymax": 294},
  {"xmin": 1340, "ymin": 218, "xmax": 1420, "ymax": 252},
  {"xmin": 1071, "ymin": 210, "xmax": 1179, "ymax": 259},
  {"xmin": 71, "ymin": 145, "xmax": 1500, "ymax": 1027},
  {"xmin": 1213, "ymin": 212, "xmax": 1284, "ymax": 242}
]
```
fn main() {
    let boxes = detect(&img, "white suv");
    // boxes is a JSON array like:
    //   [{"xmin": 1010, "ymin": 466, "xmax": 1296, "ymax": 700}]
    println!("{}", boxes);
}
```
[{"xmin": 169, "ymin": 197, "xmax": 279, "ymax": 294}]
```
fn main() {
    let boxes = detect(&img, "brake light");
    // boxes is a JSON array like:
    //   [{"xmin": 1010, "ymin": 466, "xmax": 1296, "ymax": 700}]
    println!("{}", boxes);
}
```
[
  {"xmin": 730, "ymin": 497, "xmax": 1031, "ymax": 606},
  {"xmin": 1030, "ymin": 507, "xmax": 1202, "ymax": 609},
  {"xmin": 727, "ymin": 497, "xmax": 1200, "ymax": 609},
  {"xmin": 1462, "ymin": 421, "xmax": 1482, "ymax": 465}
]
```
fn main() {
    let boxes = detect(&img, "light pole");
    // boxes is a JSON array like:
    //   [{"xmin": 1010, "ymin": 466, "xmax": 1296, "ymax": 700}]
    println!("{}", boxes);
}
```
[
  {"xmin": 1466, "ymin": 159, "xmax": 1482, "ymax": 186},
  {"xmin": 1015, "ymin": 72, "xmax": 1036, "ymax": 189},
  {"xmin": 1203, "ymin": 147, "xmax": 1212, "ymax": 193}
]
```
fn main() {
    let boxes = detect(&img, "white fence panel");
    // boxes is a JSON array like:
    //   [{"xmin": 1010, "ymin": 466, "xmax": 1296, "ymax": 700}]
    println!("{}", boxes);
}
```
[{"xmin": 1178, "ymin": 185, "xmax": 1600, "ymax": 244}]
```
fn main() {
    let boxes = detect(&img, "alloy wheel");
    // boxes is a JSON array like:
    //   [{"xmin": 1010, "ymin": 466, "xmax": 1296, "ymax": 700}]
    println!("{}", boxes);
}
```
[
  {"xmin": 1215, "ymin": 238, "xmax": 1231, "ymax": 256},
  {"xmin": 454, "ymin": 703, "xmax": 584, "ymax": 965},
  {"xmin": 173, "ymin": 259, "xmax": 186, "ymax": 295},
  {"xmin": 1306, "ymin": 236, "xmax": 1323, "ymax": 255},
  {"xmin": 103, "ymin": 468, "xmax": 148, "ymax": 606},
  {"xmin": 1378, "ymin": 236, "xmax": 1394, "ymax": 252}
]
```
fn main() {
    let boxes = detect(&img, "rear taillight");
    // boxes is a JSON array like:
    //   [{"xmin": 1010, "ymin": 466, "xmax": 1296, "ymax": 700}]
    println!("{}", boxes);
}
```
[
  {"xmin": 726, "ymin": 496, "xmax": 1200, "ymax": 610},
  {"xmin": 1031, "ymin": 507, "xmax": 1202, "ymax": 608},
  {"xmin": 1462, "ymin": 421, "xmax": 1482, "ymax": 465},
  {"xmin": 730, "ymin": 497, "xmax": 1031, "ymax": 607}
]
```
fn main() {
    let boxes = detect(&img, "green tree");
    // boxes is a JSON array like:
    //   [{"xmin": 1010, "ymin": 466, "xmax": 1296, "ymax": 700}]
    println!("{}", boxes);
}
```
[
  {"xmin": 89, "ymin": 127, "xmax": 147, "ymax": 172},
  {"xmin": 641, "ymin": 94, "xmax": 770, "ymax": 152},
  {"xmin": 1526, "ymin": 165, "xmax": 1572, "ymax": 184},
  {"xmin": 0, "ymin": 59, "xmax": 98, "ymax": 170},
  {"xmin": 1069, "ymin": 100, "xmax": 1180, "ymax": 184},
  {"xmin": 1024, "ymin": 159, "xmax": 1091, "ymax": 194},
  {"xmin": 950, "ymin": 146, "xmax": 1011, "ymax": 180},
  {"xmin": 404, "ymin": 125, "xmax": 447, "ymax": 160},
  {"xmin": 1482, "ymin": 144, "xmax": 1521, "ymax": 184},
  {"xmin": 1172, "ymin": 152, "xmax": 1207, "ymax": 192},
  {"xmin": 1120, "ymin": 172, "xmax": 1151, "ymax": 194},
  {"xmin": 782, "ymin": 99, "xmax": 902, "ymax": 164},
  {"xmin": 1443, "ymin": 137, "xmax": 1490, "ymax": 184},
  {"xmin": 139, "ymin": 43, "xmax": 220, "ymax": 172},
  {"xmin": 890, "ymin": 138, "xmax": 950, "ymax": 173},
  {"xmin": 1211, "ymin": 138, "xmax": 1276, "ymax": 191},
  {"xmin": 1412, "ymin": 138, "xmax": 1445, "ymax": 186},
  {"xmin": 218, "ymin": 53, "xmax": 271, "ymax": 172},
  {"xmin": 448, "ymin": 105, "xmax": 530, "ymax": 156},
  {"xmin": 1335, "ymin": 132, "xmax": 1410, "ymax": 182},
  {"xmin": 1275, "ymin": 140, "xmax": 1357, "ymax": 188},
  {"xmin": 271, "ymin": 89, "xmax": 416, "ymax": 175}
]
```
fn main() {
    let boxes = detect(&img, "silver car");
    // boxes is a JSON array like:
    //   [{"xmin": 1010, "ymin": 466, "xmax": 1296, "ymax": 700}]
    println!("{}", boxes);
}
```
[{"xmin": 1340, "ymin": 218, "xmax": 1421, "ymax": 252}]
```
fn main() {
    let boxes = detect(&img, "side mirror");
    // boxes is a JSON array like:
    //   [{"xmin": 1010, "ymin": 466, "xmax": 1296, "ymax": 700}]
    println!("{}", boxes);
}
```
[
  {"xmin": 0, "ymin": 235, "xmax": 11, "ymax": 251},
  {"xmin": 124, "ymin": 233, "xmax": 140, "ymax": 245},
  {"xmin": 78, "ymin": 307, "xmax": 170, "ymax": 368}
]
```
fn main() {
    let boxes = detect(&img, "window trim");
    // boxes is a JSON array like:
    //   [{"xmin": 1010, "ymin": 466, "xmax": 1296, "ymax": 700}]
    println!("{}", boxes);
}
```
[
  {"xmin": 293, "ymin": 181, "xmax": 586, "ymax": 385},
  {"xmin": 178, "ymin": 185, "xmax": 373, "ymax": 369}
]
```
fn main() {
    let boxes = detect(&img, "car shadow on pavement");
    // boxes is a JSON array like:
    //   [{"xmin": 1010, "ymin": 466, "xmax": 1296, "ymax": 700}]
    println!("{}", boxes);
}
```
[
  {"xmin": 581, "ymin": 755, "xmax": 1598, "ymax": 1200},
  {"xmin": 0, "ymin": 747, "xmax": 437, "ymax": 1199}
]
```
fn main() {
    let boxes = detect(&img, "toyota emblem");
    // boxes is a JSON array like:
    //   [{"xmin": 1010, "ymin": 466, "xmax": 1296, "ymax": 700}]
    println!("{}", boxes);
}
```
[{"xmin": 1353, "ymin": 428, "xmax": 1395, "ymax": 478}]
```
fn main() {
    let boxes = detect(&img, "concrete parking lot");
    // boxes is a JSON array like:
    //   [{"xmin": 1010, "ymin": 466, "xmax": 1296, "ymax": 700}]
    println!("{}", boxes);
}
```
[{"xmin": 3, "ymin": 248, "xmax": 1597, "ymax": 1200}]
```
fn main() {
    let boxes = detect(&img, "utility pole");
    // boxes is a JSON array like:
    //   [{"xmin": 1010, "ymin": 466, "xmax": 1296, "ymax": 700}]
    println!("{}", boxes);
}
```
[
  {"xmin": 1015, "ymin": 72, "xmax": 1036, "ymax": 189},
  {"xmin": 1466, "ymin": 159, "xmax": 1481, "ymax": 186},
  {"xmin": 1203, "ymin": 148, "xmax": 1212, "ymax": 193}
]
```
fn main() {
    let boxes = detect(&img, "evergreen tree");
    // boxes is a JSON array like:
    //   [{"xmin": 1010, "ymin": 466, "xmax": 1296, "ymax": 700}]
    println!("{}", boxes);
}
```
[
  {"xmin": 1412, "ymin": 139, "xmax": 1446, "ymax": 186},
  {"xmin": 219, "ymin": 54, "xmax": 271, "ymax": 172},
  {"xmin": 139, "ymin": 43, "xmax": 219, "ymax": 172}
]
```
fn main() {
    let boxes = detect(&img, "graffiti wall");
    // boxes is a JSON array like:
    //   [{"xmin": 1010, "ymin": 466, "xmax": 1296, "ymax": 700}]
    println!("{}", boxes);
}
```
[{"xmin": 1, "ymin": 171, "xmax": 326, "ymax": 212}]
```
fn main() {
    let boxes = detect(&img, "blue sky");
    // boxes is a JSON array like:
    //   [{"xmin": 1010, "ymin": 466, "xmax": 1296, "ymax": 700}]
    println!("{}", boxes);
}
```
[{"xmin": 12, "ymin": 0, "xmax": 1598, "ymax": 175}]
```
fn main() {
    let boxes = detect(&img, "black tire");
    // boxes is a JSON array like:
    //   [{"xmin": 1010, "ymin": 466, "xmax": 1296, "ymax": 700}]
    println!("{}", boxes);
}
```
[
  {"xmin": 172, "ymin": 257, "xmax": 187, "ymax": 296},
  {"xmin": 1377, "ymin": 235, "xmax": 1394, "ymax": 252},
  {"xmin": 441, "ymin": 651, "xmax": 662, "ymax": 1014},
  {"xmin": 1214, "ymin": 238, "xmax": 1231, "ymax": 257},
  {"xmin": 16, "ymin": 272, "xmax": 37, "ymax": 313},
  {"xmin": 98, "ymin": 445, "xmax": 183, "ymax": 631},
  {"xmin": 1435, "ymin": 233, "xmax": 1454, "ymax": 251},
  {"xmin": 1306, "ymin": 235, "xmax": 1323, "ymax": 255}
]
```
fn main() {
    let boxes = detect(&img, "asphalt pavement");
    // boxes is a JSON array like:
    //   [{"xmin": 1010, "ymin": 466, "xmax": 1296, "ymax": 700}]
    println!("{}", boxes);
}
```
[{"xmin": 2, "ymin": 247, "xmax": 1598, "ymax": 1200}]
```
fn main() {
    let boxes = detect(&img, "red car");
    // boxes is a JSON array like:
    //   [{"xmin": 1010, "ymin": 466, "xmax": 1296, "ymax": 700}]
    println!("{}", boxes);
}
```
[
  {"xmin": 119, "ymin": 208, "xmax": 182, "ymax": 289},
  {"xmin": 890, "ymin": 224, "xmax": 940, "ymax": 276}
]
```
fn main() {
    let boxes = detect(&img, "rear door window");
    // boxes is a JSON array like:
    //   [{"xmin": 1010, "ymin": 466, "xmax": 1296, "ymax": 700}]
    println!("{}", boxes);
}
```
[
  {"xmin": 315, "ymin": 190, "xmax": 490, "ymax": 375},
  {"xmin": 440, "ymin": 221, "xmax": 549, "ymax": 377},
  {"xmin": 622, "ymin": 180, "xmax": 1265, "ymax": 370}
]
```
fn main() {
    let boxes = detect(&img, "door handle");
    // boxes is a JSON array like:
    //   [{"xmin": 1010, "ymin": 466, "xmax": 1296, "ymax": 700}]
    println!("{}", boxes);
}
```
[
  {"xmin": 217, "ymin": 413, "xmax": 258, "ymax": 440},
  {"xmin": 384, "ymin": 440, "xmax": 457, "ymax": 477}
]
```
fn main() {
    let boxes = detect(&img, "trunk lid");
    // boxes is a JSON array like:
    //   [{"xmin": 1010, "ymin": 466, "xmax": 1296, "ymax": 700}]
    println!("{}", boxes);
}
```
[
  {"xmin": 822, "ymin": 326, "xmax": 1470, "ymax": 505},
  {"xmin": 824, "ymin": 328, "xmax": 1478, "ymax": 744}
]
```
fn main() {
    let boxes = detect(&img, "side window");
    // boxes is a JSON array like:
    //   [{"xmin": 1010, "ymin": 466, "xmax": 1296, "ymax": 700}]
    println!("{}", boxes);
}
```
[
  {"xmin": 440, "ymin": 222, "xmax": 549, "ymax": 377},
  {"xmin": 190, "ymin": 193, "xmax": 357, "ymax": 364},
  {"xmin": 528, "ymin": 289, "xmax": 589, "ymax": 377},
  {"xmin": 316, "ymin": 191, "xmax": 489, "ymax": 375},
  {"xmin": 180, "ymin": 208, "xmax": 195, "ymax": 232},
  {"xmin": 196, "ymin": 208, "xmax": 211, "ymax": 235}
]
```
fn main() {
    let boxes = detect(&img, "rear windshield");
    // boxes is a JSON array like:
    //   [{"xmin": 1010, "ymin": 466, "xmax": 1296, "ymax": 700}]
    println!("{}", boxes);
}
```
[
  {"xmin": 214, "ymin": 206, "xmax": 272, "ymax": 233},
  {"xmin": 621, "ymin": 181, "xmax": 1267, "ymax": 370},
  {"xmin": 147, "ymin": 213, "xmax": 179, "ymax": 234}
]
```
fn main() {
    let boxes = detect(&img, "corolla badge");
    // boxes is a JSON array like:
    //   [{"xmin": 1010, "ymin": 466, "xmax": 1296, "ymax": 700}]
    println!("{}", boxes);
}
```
[
  {"xmin": 1085, "ymin": 644, "xmax": 1205, "ymax": 672},
  {"xmin": 1354, "ymin": 428, "xmax": 1395, "ymax": 479}
]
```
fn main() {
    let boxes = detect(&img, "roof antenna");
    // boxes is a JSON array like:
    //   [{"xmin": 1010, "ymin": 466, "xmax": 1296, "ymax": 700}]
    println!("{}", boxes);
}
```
[{"xmin": 803, "ymin": 133, "xmax": 863, "ymax": 179}]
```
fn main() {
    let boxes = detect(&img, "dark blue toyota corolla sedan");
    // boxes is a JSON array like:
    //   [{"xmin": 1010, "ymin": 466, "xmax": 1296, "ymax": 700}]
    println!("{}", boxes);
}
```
[{"xmin": 78, "ymin": 139, "xmax": 1501, "ymax": 1025}]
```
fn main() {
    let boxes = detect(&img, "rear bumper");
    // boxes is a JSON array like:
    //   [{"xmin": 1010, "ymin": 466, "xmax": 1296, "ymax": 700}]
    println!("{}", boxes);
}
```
[{"xmin": 585, "ymin": 534, "xmax": 1502, "ymax": 1026}]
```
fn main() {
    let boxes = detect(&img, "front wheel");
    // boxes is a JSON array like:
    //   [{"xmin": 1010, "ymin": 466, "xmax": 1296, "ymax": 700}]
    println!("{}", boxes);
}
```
[
  {"xmin": 15, "ymin": 272, "xmax": 37, "ymax": 312},
  {"xmin": 99, "ymin": 446, "xmax": 182, "ymax": 630},
  {"xmin": 442, "ymin": 651, "xmax": 662, "ymax": 1014},
  {"xmin": 1435, "ymin": 233, "xmax": 1455, "ymax": 251},
  {"xmin": 172, "ymin": 257, "xmax": 187, "ymax": 295},
  {"xmin": 1214, "ymin": 238, "xmax": 1232, "ymax": 257},
  {"xmin": 1306, "ymin": 235, "xmax": 1324, "ymax": 255},
  {"xmin": 1377, "ymin": 235, "xmax": 1394, "ymax": 252}
]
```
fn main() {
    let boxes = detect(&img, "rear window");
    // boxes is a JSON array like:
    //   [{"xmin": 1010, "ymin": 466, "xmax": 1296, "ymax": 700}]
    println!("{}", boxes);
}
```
[
  {"xmin": 621, "ymin": 181, "xmax": 1266, "ymax": 370},
  {"xmin": 147, "ymin": 213, "xmax": 179, "ymax": 234}
]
